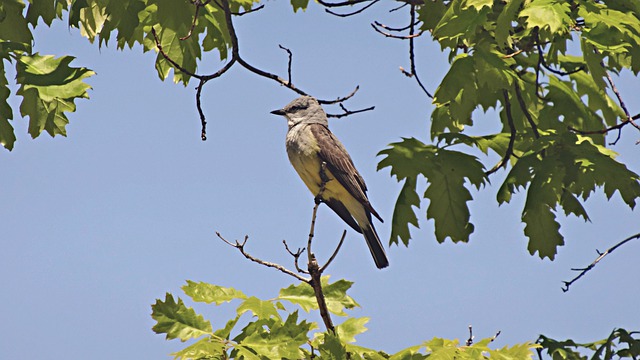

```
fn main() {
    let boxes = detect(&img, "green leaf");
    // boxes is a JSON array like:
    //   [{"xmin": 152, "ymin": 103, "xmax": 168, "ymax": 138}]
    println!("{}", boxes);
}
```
[
  {"xmin": 378, "ymin": 137, "xmax": 433, "ymax": 180},
  {"xmin": 278, "ymin": 276, "xmax": 358, "ymax": 316},
  {"xmin": 15, "ymin": 54, "xmax": 94, "ymax": 140},
  {"xmin": 236, "ymin": 312, "xmax": 312, "ymax": 359},
  {"xmin": 335, "ymin": 317, "xmax": 369, "ymax": 344},
  {"xmin": 390, "ymin": 177, "xmax": 421, "ymax": 246},
  {"xmin": 26, "ymin": 0, "xmax": 68, "ymax": 27},
  {"xmin": 182, "ymin": 280, "xmax": 247, "ymax": 304},
  {"xmin": 151, "ymin": 293, "xmax": 213, "ymax": 342},
  {"xmin": 423, "ymin": 149, "xmax": 486, "ymax": 243},
  {"xmin": 318, "ymin": 332, "xmax": 348, "ymax": 360},
  {"xmin": 0, "ymin": 0, "xmax": 33, "ymax": 54},
  {"xmin": 237, "ymin": 296, "xmax": 281, "ymax": 320},
  {"xmin": 290, "ymin": 0, "xmax": 309, "ymax": 12},
  {"xmin": 519, "ymin": 0, "xmax": 571, "ymax": 38},
  {"xmin": 523, "ymin": 203, "xmax": 564, "ymax": 260},
  {"xmin": 170, "ymin": 337, "xmax": 226, "ymax": 360},
  {"xmin": 495, "ymin": 0, "xmax": 525, "ymax": 48},
  {"xmin": 0, "ymin": 62, "xmax": 15, "ymax": 151}
]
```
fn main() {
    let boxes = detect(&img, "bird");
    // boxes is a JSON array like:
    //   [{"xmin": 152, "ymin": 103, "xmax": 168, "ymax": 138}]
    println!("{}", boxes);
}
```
[{"xmin": 271, "ymin": 96, "xmax": 389, "ymax": 269}]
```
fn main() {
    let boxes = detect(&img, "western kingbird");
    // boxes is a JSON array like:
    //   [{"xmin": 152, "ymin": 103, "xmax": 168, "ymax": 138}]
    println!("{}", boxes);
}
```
[{"xmin": 271, "ymin": 96, "xmax": 389, "ymax": 269}]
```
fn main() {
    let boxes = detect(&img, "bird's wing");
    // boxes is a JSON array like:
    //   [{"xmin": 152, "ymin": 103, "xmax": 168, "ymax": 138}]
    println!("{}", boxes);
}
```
[{"xmin": 309, "ymin": 124, "xmax": 383, "ymax": 222}]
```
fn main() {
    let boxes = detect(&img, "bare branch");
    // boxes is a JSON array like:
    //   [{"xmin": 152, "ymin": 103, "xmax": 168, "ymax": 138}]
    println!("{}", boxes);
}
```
[
  {"xmin": 371, "ymin": 22, "xmax": 424, "ymax": 39},
  {"xmin": 562, "ymin": 232, "xmax": 640, "ymax": 292},
  {"xmin": 319, "ymin": 230, "xmax": 347, "ymax": 273},
  {"xmin": 373, "ymin": 20, "xmax": 420, "ymax": 32},
  {"xmin": 232, "ymin": 4, "xmax": 264, "ymax": 16},
  {"xmin": 327, "ymin": 104, "xmax": 376, "ymax": 119},
  {"xmin": 318, "ymin": 86, "xmax": 360, "ymax": 105},
  {"xmin": 466, "ymin": 325, "xmax": 474, "ymax": 346},
  {"xmin": 325, "ymin": 0, "xmax": 379, "ymax": 17},
  {"xmin": 279, "ymin": 45, "xmax": 293, "ymax": 85},
  {"xmin": 217, "ymin": 232, "xmax": 310, "ymax": 282},
  {"xmin": 283, "ymin": 240, "xmax": 308, "ymax": 274}
]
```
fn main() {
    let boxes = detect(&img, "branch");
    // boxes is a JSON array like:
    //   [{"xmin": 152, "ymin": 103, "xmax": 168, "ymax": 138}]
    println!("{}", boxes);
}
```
[
  {"xmin": 327, "ymin": 103, "xmax": 376, "ymax": 118},
  {"xmin": 371, "ymin": 22, "xmax": 424, "ymax": 39},
  {"xmin": 306, "ymin": 161, "xmax": 336, "ymax": 332},
  {"xmin": 216, "ymin": 232, "xmax": 310, "ymax": 282},
  {"xmin": 562, "ymin": 232, "xmax": 640, "ymax": 292},
  {"xmin": 279, "ymin": 45, "xmax": 293, "ymax": 85},
  {"xmin": 536, "ymin": 40, "xmax": 585, "ymax": 76},
  {"xmin": 486, "ymin": 90, "xmax": 516, "ymax": 176},
  {"xmin": 324, "ymin": 0, "xmax": 379, "ymax": 17},
  {"xmin": 319, "ymin": 230, "xmax": 347, "ymax": 273},
  {"xmin": 514, "ymin": 84, "xmax": 540, "ymax": 139},
  {"xmin": 568, "ymin": 113, "xmax": 640, "ymax": 145},
  {"xmin": 283, "ymin": 240, "xmax": 308, "ymax": 274}
]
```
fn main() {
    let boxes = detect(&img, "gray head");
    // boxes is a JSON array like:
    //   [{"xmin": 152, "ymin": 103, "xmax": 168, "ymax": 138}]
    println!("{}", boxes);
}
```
[{"xmin": 270, "ymin": 96, "xmax": 328, "ymax": 128}]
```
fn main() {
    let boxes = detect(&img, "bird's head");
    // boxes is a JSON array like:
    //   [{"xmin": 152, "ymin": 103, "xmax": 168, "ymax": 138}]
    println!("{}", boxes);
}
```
[{"xmin": 271, "ymin": 96, "xmax": 328, "ymax": 128}]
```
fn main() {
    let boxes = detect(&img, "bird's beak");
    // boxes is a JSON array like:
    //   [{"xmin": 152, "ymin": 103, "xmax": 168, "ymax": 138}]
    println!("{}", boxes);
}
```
[{"xmin": 270, "ymin": 109, "xmax": 286, "ymax": 116}]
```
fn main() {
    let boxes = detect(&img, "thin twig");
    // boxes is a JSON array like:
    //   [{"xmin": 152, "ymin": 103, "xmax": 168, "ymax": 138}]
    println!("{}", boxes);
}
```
[
  {"xmin": 316, "ymin": 0, "xmax": 373, "ymax": 7},
  {"xmin": 407, "ymin": 4, "xmax": 433, "ymax": 99},
  {"xmin": 486, "ymin": 90, "xmax": 516, "ymax": 176},
  {"xmin": 318, "ymin": 86, "xmax": 360, "ymax": 105},
  {"xmin": 232, "ymin": 4, "xmax": 264, "ymax": 16},
  {"xmin": 466, "ymin": 325, "xmax": 474, "ymax": 346},
  {"xmin": 568, "ymin": 113, "xmax": 640, "ymax": 145},
  {"xmin": 327, "ymin": 104, "xmax": 375, "ymax": 119},
  {"xmin": 373, "ymin": 20, "xmax": 420, "ymax": 32},
  {"xmin": 283, "ymin": 240, "xmax": 308, "ymax": 274},
  {"xmin": 217, "ymin": 232, "xmax": 310, "ymax": 282},
  {"xmin": 562, "ymin": 232, "xmax": 640, "ymax": 292},
  {"xmin": 319, "ymin": 230, "xmax": 347, "ymax": 272},
  {"xmin": 371, "ymin": 22, "xmax": 424, "ymax": 39},
  {"xmin": 279, "ymin": 45, "xmax": 293, "ymax": 85},
  {"xmin": 536, "ymin": 40, "xmax": 585, "ymax": 76},
  {"xmin": 514, "ymin": 84, "xmax": 540, "ymax": 139},
  {"xmin": 325, "ymin": 0, "xmax": 379, "ymax": 17}
]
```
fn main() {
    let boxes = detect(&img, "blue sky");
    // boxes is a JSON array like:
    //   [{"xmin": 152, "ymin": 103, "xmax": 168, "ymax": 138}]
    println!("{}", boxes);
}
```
[{"xmin": 2, "ymin": 2, "xmax": 639, "ymax": 358}]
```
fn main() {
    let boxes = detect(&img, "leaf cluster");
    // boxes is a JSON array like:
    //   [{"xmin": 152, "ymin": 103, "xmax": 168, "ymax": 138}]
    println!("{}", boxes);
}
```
[
  {"xmin": 151, "ymin": 278, "xmax": 539, "ymax": 359},
  {"xmin": 537, "ymin": 328, "xmax": 640, "ymax": 359},
  {"xmin": 381, "ymin": 0, "xmax": 640, "ymax": 259}
]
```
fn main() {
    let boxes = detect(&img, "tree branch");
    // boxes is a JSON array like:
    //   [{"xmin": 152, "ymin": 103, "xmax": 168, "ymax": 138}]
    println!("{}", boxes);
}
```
[
  {"xmin": 216, "ymin": 232, "xmax": 310, "ymax": 282},
  {"xmin": 486, "ymin": 90, "xmax": 516, "ymax": 176},
  {"xmin": 562, "ymin": 232, "xmax": 640, "ymax": 292}
]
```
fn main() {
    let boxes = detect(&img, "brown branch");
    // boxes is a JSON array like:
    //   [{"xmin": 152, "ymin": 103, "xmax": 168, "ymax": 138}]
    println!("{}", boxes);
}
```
[
  {"xmin": 283, "ymin": 240, "xmax": 308, "ymax": 274},
  {"xmin": 232, "ymin": 4, "xmax": 264, "ymax": 16},
  {"xmin": 373, "ymin": 20, "xmax": 420, "ymax": 32},
  {"xmin": 325, "ymin": 0, "xmax": 379, "ymax": 17},
  {"xmin": 371, "ymin": 22, "xmax": 424, "ymax": 39},
  {"xmin": 327, "ymin": 103, "xmax": 375, "ymax": 119},
  {"xmin": 216, "ymin": 232, "xmax": 310, "ymax": 282},
  {"xmin": 317, "ymin": 0, "xmax": 373, "ymax": 7},
  {"xmin": 486, "ymin": 90, "xmax": 516, "ymax": 176},
  {"xmin": 407, "ymin": 5, "xmax": 432, "ymax": 99},
  {"xmin": 536, "ymin": 40, "xmax": 585, "ymax": 76},
  {"xmin": 318, "ymin": 86, "xmax": 360, "ymax": 105},
  {"xmin": 319, "ymin": 230, "xmax": 347, "ymax": 273},
  {"xmin": 562, "ymin": 232, "xmax": 640, "ymax": 292},
  {"xmin": 279, "ymin": 45, "xmax": 293, "ymax": 86},
  {"xmin": 514, "ymin": 84, "xmax": 539, "ymax": 139},
  {"xmin": 568, "ymin": 113, "xmax": 640, "ymax": 145}
]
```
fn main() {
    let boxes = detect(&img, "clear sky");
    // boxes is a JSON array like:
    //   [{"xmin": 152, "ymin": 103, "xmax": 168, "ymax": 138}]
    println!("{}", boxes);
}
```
[{"xmin": 2, "ymin": 2, "xmax": 639, "ymax": 359}]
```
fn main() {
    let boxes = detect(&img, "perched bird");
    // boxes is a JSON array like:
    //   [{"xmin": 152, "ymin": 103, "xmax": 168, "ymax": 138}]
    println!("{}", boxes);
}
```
[{"xmin": 271, "ymin": 96, "xmax": 389, "ymax": 269}]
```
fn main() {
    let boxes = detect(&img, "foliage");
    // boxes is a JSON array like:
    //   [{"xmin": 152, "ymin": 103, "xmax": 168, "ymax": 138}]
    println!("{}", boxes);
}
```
[
  {"xmin": 152, "ymin": 278, "xmax": 540, "ymax": 359},
  {"xmin": 537, "ymin": 329, "xmax": 640, "ymax": 360}
]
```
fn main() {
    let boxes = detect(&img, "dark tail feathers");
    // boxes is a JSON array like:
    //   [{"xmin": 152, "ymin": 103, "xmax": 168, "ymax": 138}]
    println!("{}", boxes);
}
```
[{"xmin": 362, "ymin": 223, "xmax": 389, "ymax": 269}]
